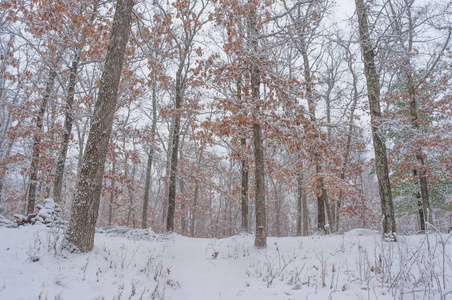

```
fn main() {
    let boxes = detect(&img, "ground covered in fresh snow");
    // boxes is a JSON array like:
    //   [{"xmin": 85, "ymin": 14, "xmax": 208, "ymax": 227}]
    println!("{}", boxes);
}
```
[{"xmin": 0, "ymin": 225, "xmax": 451, "ymax": 299}]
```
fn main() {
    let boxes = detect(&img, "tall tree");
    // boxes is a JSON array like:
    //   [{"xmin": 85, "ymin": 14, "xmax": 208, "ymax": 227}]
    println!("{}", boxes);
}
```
[
  {"xmin": 64, "ymin": 0, "xmax": 134, "ymax": 252},
  {"xmin": 142, "ymin": 78, "xmax": 158, "ymax": 229},
  {"xmin": 53, "ymin": 1, "xmax": 104, "ymax": 204},
  {"xmin": 248, "ymin": 0, "xmax": 267, "ymax": 248},
  {"xmin": 383, "ymin": 0, "xmax": 451, "ymax": 230},
  {"xmin": 26, "ymin": 67, "xmax": 57, "ymax": 214},
  {"xmin": 155, "ymin": 0, "xmax": 209, "ymax": 232},
  {"xmin": 355, "ymin": 0, "xmax": 396, "ymax": 238}
]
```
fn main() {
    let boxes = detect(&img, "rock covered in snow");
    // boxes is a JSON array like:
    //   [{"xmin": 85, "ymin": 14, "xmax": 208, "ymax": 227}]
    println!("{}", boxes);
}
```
[
  {"xmin": 0, "ymin": 214, "xmax": 17, "ymax": 228},
  {"xmin": 14, "ymin": 198, "xmax": 65, "ymax": 227}
]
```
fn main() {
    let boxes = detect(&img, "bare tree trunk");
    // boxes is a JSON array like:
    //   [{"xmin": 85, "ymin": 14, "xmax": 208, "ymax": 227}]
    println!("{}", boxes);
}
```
[
  {"xmin": 238, "ymin": 77, "xmax": 249, "ymax": 232},
  {"xmin": 142, "ymin": 79, "xmax": 157, "ymax": 229},
  {"xmin": 300, "ymin": 42, "xmax": 328, "ymax": 233},
  {"xmin": 180, "ymin": 172, "xmax": 187, "ymax": 235},
  {"xmin": 166, "ymin": 65, "xmax": 183, "ymax": 232},
  {"xmin": 296, "ymin": 168, "xmax": 302, "ymax": 236},
  {"xmin": 275, "ymin": 183, "xmax": 281, "ymax": 237},
  {"xmin": 297, "ymin": 163, "xmax": 310, "ymax": 236},
  {"xmin": 404, "ymin": 6, "xmax": 432, "ymax": 228},
  {"xmin": 301, "ymin": 174, "xmax": 309, "ymax": 235},
  {"xmin": 325, "ymin": 64, "xmax": 337, "ymax": 232},
  {"xmin": 108, "ymin": 159, "xmax": 116, "ymax": 226},
  {"xmin": 355, "ymin": 0, "xmax": 396, "ymax": 238},
  {"xmin": 240, "ymin": 137, "xmax": 249, "ymax": 232},
  {"xmin": 162, "ymin": 119, "xmax": 174, "ymax": 226},
  {"xmin": 53, "ymin": 50, "xmax": 80, "ymax": 204},
  {"xmin": 413, "ymin": 190, "xmax": 424, "ymax": 231},
  {"xmin": 64, "ymin": 0, "xmax": 134, "ymax": 252},
  {"xmin": 336, "ymin": 42, "xmax": 359, "ymax": 232},
  {"xmin": 27, "ymin": 68, "xmax": 57, "ymax": 214},
  {"xmin": 249, "ymin": 2, "xmax": 267, "ymax": 248},
  {"xmin": 190, "ymin": 184, "xmax": 198, "ymax": 237},
  {"xmin": 127, "ymin": 158, "xmax": 136, "ymax": 228},
  {"xmin": 0, "ymin": 137, "xmax": 14, "ymax": 209},
  {"xmin": 142, "ymin": 150, "xmax": 153, "ymax": 229}
]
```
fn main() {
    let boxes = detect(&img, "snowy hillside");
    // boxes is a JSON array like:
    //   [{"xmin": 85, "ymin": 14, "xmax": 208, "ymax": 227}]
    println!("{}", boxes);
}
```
[{"xmin": 0, "ymin": 225, "xmax": 450, "ymax": 299}]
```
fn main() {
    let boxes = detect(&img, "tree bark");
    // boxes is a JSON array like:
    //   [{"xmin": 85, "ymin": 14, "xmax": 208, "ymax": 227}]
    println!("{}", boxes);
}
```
[
  {"xmin": 190, "ymin": 184, "xmax": 199, "ymax": 237},
  {"xmin": 127, "ymin": 156, "xmax": 136, "ymax": 228},
  {"xmin": 237, "ymin": 77, "xmax": 249, "ymax": 232},
  {"xmin": 275, "ymin": 183, "xmax": 281, "ymax": 237},
  {"xmin": 180, "ymin": 172, "xmax": 187, "ymax": 235},
  {"xmin": 300, "ymin": 40, "xmax": 328, "ymax": 234},
  {"xmin": 296, "ymin": 164, "xmax": 309, "ymax": 236},
  {"xmin": 53, "ymin": 50, "xmax": 80, "ymax": 204},
  {"xmin": 64, "ymin": 0, "xmax": 134, "ymax": 252},
  {"xmin": 296, "ymin": 169, "xmax": 302, "ymax": 236},
  {"xmin": 27, "ymin": 68, "xmax": 57, "ymax": 215},
  {"xmin": 404, "ymin": 3, "xmax": 432, "ymax": 228},
  {"xmin": 240, "ymin": 138, "xmax": 249, "ymax": 233},
  {"xmin": 355, "ymin": 0, "xmax": 396, "ymax": 238},
  {"xmin": 249, "ymin": 2, "xmax": 267, "ymax": 248},
  {"xmin": 142, "ymin": 79, "xmax": 157, "ymax": 229},
  {"xmin": 336, "ymin": 43, "xmax": 359, "ymax": 232},
  {"xmin": 108, "ymin": 158, "xmax": 116, "ymax": 226},
  {"xmin": 166, "ymin": 65, "xmax": 183, "ymax": 232}
]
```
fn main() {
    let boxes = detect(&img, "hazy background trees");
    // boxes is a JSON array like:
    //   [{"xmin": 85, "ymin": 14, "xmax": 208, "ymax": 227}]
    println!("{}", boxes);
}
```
[{"xmin": 0, "ymin": 0, "xmax": 451, "ymax": 247}]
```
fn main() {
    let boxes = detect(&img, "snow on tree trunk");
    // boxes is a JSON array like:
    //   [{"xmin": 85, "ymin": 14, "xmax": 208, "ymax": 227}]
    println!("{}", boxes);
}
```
[
  {"xmin": 249, "ymin": 1, "xmax": 267, "ymax": 248},
  {"xmin": 166, "ymin": 65, "xmax": 183, "ymax": 233},
  {"xmin": 53, "ymin": 49, "xmax": 80, "ymax": 204},
  {"xmin": 142, "ymin": 79, "xmax": 157, "ymax": 229},
  {"xmin": 27, "ymin": 68, "xmax": 57, "ymax": 215},
  {"xmin": 355, "ymin": 0, "xmax": 396, "ymax": 239},
  {"xmin": 64, "ymin": 0, "xmax": 134, "ymax": 252}
]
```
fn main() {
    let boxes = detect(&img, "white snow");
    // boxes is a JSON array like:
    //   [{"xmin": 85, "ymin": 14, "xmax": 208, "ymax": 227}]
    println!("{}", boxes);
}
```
[{"xmin": 0, "ymin": 225, "xmax": 450, "ymax": 299}]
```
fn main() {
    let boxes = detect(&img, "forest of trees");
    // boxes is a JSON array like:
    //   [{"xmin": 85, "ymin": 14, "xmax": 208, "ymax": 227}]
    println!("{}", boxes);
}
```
[{"xmin": 0, "ymin": 0, "xmax": 451, "ymax": 251}]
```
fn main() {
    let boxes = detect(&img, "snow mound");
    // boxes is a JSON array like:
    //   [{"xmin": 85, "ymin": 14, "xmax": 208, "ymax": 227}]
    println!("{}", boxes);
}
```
[
  {"xmin": 0, "ymin": 214, "xmax": 17, "ymax": 228},
  {"xmin": 97, "ymin": 226, "xmax": 158, "ymax": 241},
  {"xmin": 13, "ymin": 198, "xmax": 64, "ymax": 227},
  {"xmin": 344, "ymin": 228, "xmax": 378, "ymax": 237}
]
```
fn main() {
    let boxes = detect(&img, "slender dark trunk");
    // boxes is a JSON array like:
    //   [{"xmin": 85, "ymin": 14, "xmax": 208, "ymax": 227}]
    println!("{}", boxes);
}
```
[
  {"xmin": 0, "ymin": 139, "xmax": 14, "ymax": 208},
  {"xmin": 397, "ymin": 0, "xmax": 432, "ymax": 229},
  {"xmin": 27, "ymin": 69, "xmax": 57, "ymax": 215},
  {"xmin": 415, "ymin": 188, "xmax": 425, "ymax": 231},
  {"xmin": 355, "ymin": 0, "xmax": 396, "ymax": 238},
  {"xmin": 408, "ymin": 76, "xmax": 432, "ymax": 228},
  {"xmin": 108, "ymin": 159, "xmax": 116, "ymax": 226},
  {"xmin": 275, "ymin": 183, "xmax": 281, "ymax": 237},
  {"xmin": 337, "ymin": 48, "xmax": 359, "ymax": 232},
  {"xmin": 64, "ymin": 0, "xmax": 134, "ymax": 252},
  {"xmin": 162, "ymin": 119, "xmax": 174, "ymax": 226},
  {"xmin": 300, "ymin": 41, "xmax": 328, "ymax": 233},
  {"xmin": 142, "ymin": 150, "xmax": 153, "ymax": 229},
  {"xmin": 316, "ymin": 162, "xmax": 327, "ymax": 232},
  {"xmin": 180, "ymin": 173, "xmax": 187, "ymax": 235},
  {"xmin": 190, "ymin": 184, "xmax": 198, "ymax": 237},
  {"xmin": 296, "ymin": 169, "xmax": 302, "ymax": 236},
  {"xmin": 238, "ymin": 77, "xmax": 249, "ymax": 232},
  {"xmin": 248, "ymin": 1, "xmax": 267, "ymax": 248},
  {"xmin": 325, "ymin": 77, "xmax": 336, "ymax": 232},
  {"xmin": 241, "ymin": 138, "xmax": 249, "ymax": 233},
  {"xmin": 127, "ymin": 159, "xmax": 136, "ymax": 228},
  {"xmin": 166, "ymin": 65, "xmax": 183, "ymax": 232},
  {"xmin": 297, "ymin": 163, "xmax": 310, "ymax": 236},
  {"xmin": 142, "ymin": 79, "xmax": 157, "ymax": 229},
  {"xmin": 53, "ymin": 50, "xmax": 80, "ymax": 204},
  {"xmin": 301, "ymin": 173, "xmax": 309, "ymax": 235}
]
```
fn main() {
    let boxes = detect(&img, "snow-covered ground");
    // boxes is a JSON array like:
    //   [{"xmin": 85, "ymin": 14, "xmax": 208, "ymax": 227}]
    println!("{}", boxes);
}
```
[{"xmin": 0, "ymin": 225, "xmax": 450, "ymax": 299}]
